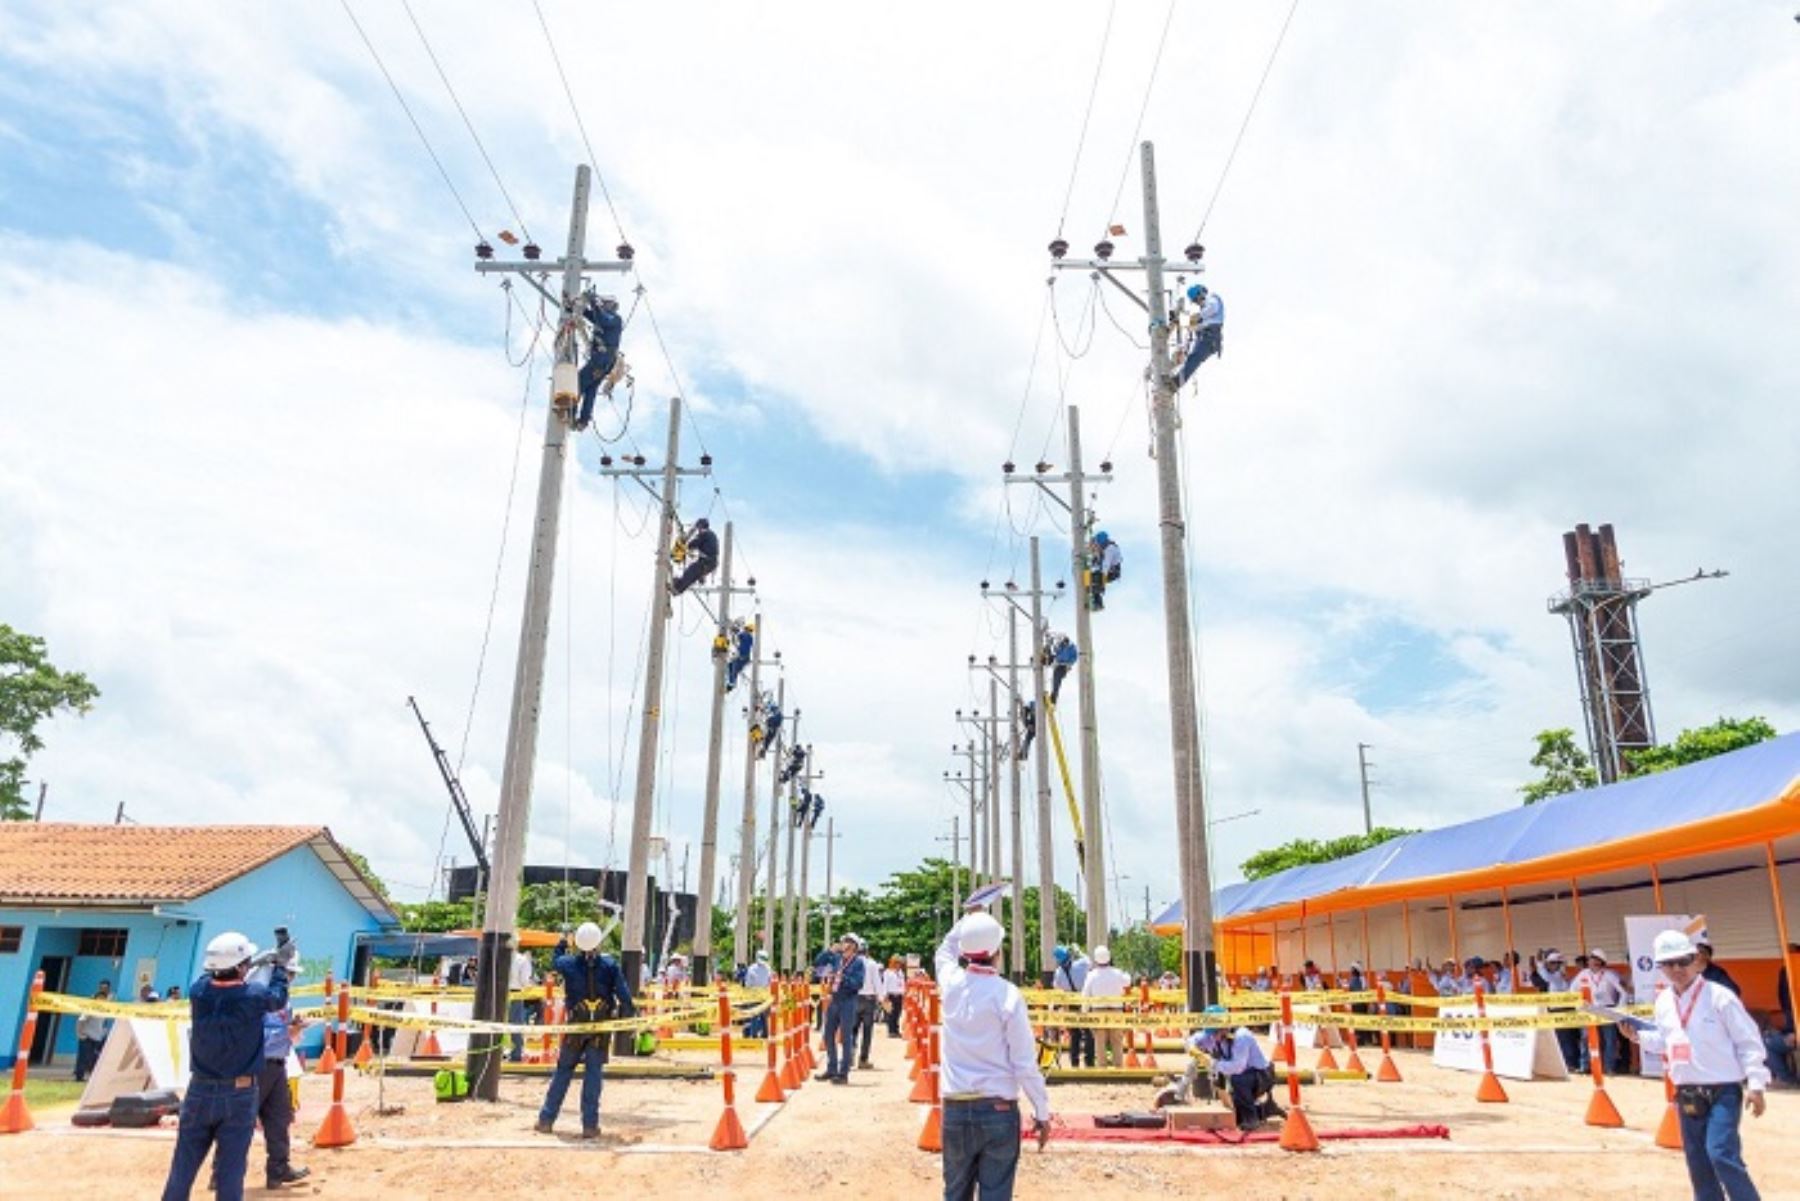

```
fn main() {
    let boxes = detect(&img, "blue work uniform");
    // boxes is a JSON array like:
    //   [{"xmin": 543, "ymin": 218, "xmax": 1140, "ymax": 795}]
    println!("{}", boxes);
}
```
[
  {"xmin": 538, "ymin": 945, "xmax": 635, "ymax": 1134},
  {"xmin": 160, "ymin": 966, "xmax": 289, "ymax": 1201},
  {"xmin": 577, "ymin": 298, "xmax": 624, "ymax": 423},
  {"xmin": 727, "ymin": 628, "xmax": 754, "ymax": 690},
  {"xmin": 821, "ymin": 954, "xmax": 865, "ymax": 1080}
]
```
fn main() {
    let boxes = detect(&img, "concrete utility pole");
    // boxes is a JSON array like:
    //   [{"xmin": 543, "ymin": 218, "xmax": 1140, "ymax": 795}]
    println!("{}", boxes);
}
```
[
  {"xmin": 988, "ymin": 674, "xmax": 1003, "ymax": 888},
  {"xmin": 1028, "ymin": 541, "xmax": 1058, "ymax": 982},
  {"xmin": 691, "ymin": 524, "xmax": 748, "ymax": 985},
  {"xmin": 1358, "ymin": 743, "xmax": 1374, "ymax": 835},
  {"xmin": 760, "ymin": 677, "xmax": 786, "ymax": 965},
  {"xmin": 1048, "ymin": 140, "xmax": 1218, "ymax": 1010},
  {"xmin": 937, "ymin": 816, "xmax": 962, "ymax": 911},
  {"xmin": 466, "ymin": 164, "xmax": 633, "ymax": 1099},
  {"xmin": 1004, "ymin": 422, "xmax": 1112, "ymax": 952},
  {"xmin": 823, "ymin": 816, "xmax": 837, "ymax": 945},
  {"xmin": 1006, "ymin": 614, "xmax": 1025, "ymax": 979},
  {"xmin": 796, "ymin": 746, "xmax": 818, "ymax": 962},
  {"xmin": 732, "ymin": 614, "xmax": 772, "ymax": 968},
  {"xmin": 602, "ymin": 398, "xmax": 712, "ymax": 992},
  {"xmin": 945, "ymin": 737, "xmax": 979, "ymax": 893}
]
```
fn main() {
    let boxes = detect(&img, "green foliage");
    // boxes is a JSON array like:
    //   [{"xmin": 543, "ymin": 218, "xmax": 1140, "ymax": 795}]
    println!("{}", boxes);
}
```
[
  {"xmin": 393, "ymin": 897, "xmax": 474, "ymax": 933},
  {"xmin": 1626, "ymin": 716, "xmax": 1777, "ymax": 776},
  {"xmin": 339, "ymin": 845, "xmax": 390, "ymax": 900},
  {"xmin": 1239, "ymin": 826, "xmax": 1416, "ymax": 881},
  {"xmin": 1519, "ymin": 727, "xmax": 1598, "ymax": 805},
  {"xmin": 1108, "ymin": 928, "xmax": 1181, "ymax": 979},
  {"xmin": 0, "ymin": 624, "xmax": 100, "ymax": 820},
  {"xmin": 517, "ymin": 881, "xmax": 607, "ymax": 937},
  {"xmin": 706, "ymin": 857, "xmax": 1088, "ymax": 977}
]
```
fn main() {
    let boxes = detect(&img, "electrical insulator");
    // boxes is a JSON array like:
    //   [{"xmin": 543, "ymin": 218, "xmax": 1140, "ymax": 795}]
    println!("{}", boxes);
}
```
[
  {"xmin": 1094, "ymin": 240, "xmax": 1115, "ymax": 262},
  {"xmin": 1184, "ymin": 242, "xmax": 1205, "ymax": 264},
  {"xmin": 747, "ymin": 576, "xmax": 756, "ymax": 588},
  {"xmin": 1048, "ymin": 238, "xmax": 1069, "ymax": 260},
  {"xmin": 523, "ymin": 243, "xmax": 542, "ymax": 261},
  {"xmin": 980, "ymin": 580, "xmax": 990, "ymax": 591},
  {"xmin": 1002, "ymin": 461, "xmax": 1015, "ymax": 474},
  {"xmin": 633, "ymin": 455, "xmax": 646, "ymax": 466},
  {"xmin": 1035, "ymin": 461, "xmax": 1052, "ymax": 474},
  {"xmin": 600, "ymin": 454, "xmax": 614, "ymax": 467},
  {"xmin": 475, "ymin": 241, "xmax": 494, "ymax": 260},
  {"xmin": 1100, "ymin": 460, "xmax": 1113, "ymax": 474},
  {"xmin": 700, "ymin": 454, "xmax": 713, "ymax": 467},
  {"xmin": 617, "ymin": 243, "xmax": 635, "ymax": 261}
]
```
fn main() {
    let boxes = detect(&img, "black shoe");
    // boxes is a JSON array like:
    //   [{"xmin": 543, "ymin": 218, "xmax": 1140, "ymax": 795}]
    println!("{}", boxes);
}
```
[
  {"xmin": 829, "ymin": 1075, "xmax": 847, "ymax": 1085},
  {"xmin": 857, "ymin": 1060, "xmax": 873, "ymax": 1069},
  {"xmin": 580, "ymin": 1127, "xmax": 601, "ymax": 1140},
  {"xmin": 534, "ymin": 1119, "xmax": 555, "ymax": 1134},
  {"xmin": 267, "ymin": 1166, "xmax": 311, "ymax": 1188},
  {"xmin": 815, "ymin": 1071, "xmax": 835, "ymax": 1082}
]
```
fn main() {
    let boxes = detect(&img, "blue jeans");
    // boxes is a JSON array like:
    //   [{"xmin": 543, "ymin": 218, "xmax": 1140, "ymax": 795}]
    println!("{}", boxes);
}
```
[
  {"xmin": 941, "ymin": 1098, "xmax": 1021, "ymax": 1201},
  {"xmin": 1579, "ymin": 1024, "xmax": 1620, "ymax": 1073},
  {"xmin": 1761, "ymin": 1031, "xmax": 1796, "ymax": 1085},
  {"xmin": 538, "ymin": 1037, "xmax": 607, "ymax": 1131},
  {"xmin": 161, "ymin": 1079, "xmax": 256, "ymax": 1201},
  {"xmin": 822, "ymin": 995, "xmax": 858, "ymax": 1077},
  {"xmin": 1676, "ymin": 1084, "xmax": 1760, "ymax": 1201},
  {"xmin": 508, "ymin": 1000, "xmax": 529, "ymax": 1062},
  {"xmin": 74, "ymin": 1036, "xmax": 104, "ymax": 1081}
]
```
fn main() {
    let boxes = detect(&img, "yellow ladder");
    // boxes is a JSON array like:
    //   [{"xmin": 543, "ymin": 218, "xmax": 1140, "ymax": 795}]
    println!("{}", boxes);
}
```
[{"xmin": 1043, "ymin": 697, "xmax": 1087, "ymax": 872}]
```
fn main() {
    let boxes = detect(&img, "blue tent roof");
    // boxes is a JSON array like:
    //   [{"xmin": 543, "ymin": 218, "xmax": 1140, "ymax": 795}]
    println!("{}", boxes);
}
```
[{"xmin": 1155, "ymin": 731, "xmax": 1800, "ymax": 928}]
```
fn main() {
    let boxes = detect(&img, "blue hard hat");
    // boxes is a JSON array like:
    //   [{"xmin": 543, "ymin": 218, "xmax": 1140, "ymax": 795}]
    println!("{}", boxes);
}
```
[
  {"xmin": 1053, "ymin": 946, "xmax": 1070, "ymax": 964},
  {"xmin": 1204, "ymin": 1004, "xmax": 1228, "ymax": 1015},
  {"xmin": 1094, "ymin": 531, "xmax": 1110, "ymax": 545},
  {"xmin": 1187, "ymin": 284, "xmax": 1207, "ymax": 302}
]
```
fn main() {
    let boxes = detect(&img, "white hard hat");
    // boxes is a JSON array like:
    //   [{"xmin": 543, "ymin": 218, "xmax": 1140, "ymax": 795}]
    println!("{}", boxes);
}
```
[
  {"xmin": 1092, "ymin": 945, "xmax": 1112, "ymax": 966},
  {"xmin": 203, "ymin": 932, "xmax": 256, "ymax": 972},
  {"xmin": 1652, "ymin": 930, "xmax": 1697, "ymax": 963},
  {"xmin": 574, "ymin": 922, "xmax": 604, "ymax": 952},
  {"xmin": 959, "ymin": 913, "xmax": 1004, "ymax": 956}
]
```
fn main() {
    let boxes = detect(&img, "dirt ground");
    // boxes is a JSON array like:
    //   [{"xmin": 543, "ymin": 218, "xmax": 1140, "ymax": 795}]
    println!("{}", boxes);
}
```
[{"xmin": 4, "ymin": 1028, "xmax": 1797, "ymax": 1201}]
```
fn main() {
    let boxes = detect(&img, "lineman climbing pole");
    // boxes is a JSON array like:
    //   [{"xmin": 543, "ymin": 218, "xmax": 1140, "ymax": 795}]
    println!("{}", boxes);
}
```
[
  {"xmin": 600, "ymin": 399, "xmax": 713, "ymax": 992},
  {"xmin": 732, "ymin": 615, "xmax": 777, "ymax": 967},
  {"xmin": 1050, "ymin": 141, "xmax": 1215, "ymax": 1010},
  {"xmin": 780, "ymin": 711, "xmax": 804, "ymax": 970},
  {"xmin": 692, "ymin": 526, "xmax": 753, "ymax": 985},
  {"xmin": 465, "ymin": 165, "xmax": 633, "ymax": 1101},
  {"xmin": 1005, "ymin": 415, "xmax": 1113, "ymax": 947},
  {"xmin": 796, "ymin": 746, "xmax": 820, "ymax": 963},
  {"xmin": 760, "ymin": 676, "xmax": 786, "ymax": 963}
]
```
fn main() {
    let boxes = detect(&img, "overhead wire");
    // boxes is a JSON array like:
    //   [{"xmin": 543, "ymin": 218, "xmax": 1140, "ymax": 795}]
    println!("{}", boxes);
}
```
[
  {"xmin": 338, "ymin": 0, "xmax": 484, "ymax": 242},
  {"xmin": 530, "ymin": 0, "xmax": 630, "ymax": 244},
  {"xmin": 1102, "ymin": 0, "xmax": 1178, "ymax": 235},
  {"xmin": 400, "ymin": 0, "xmax": 534, "ymax": 242},
  {"xmin": 1192, "ymin": 0, "xmax": 1303, "ymax": 243},
  {"xmin": 1055, "ymin": 0, "xmax": 1119, "ymax": 239}
]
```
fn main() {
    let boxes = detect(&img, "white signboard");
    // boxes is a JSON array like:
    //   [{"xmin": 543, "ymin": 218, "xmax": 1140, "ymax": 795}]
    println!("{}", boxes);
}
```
[
  {"xmin": 1624, "ymin": 913, "xmax": 1702, "ymax": 1076},
  {"xmin": 1430, "ymin": 1004, "xmax": 1569, "ymax": 1082}
]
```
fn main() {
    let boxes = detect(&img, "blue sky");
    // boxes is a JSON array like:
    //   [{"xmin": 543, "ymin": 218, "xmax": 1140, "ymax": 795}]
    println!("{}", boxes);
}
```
[{"xmin": 2, "ymin": 2, "xmax": 1797, "ymax": 938}]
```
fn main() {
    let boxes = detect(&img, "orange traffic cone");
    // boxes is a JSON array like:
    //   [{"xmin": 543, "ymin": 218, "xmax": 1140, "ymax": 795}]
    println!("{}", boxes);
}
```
[
  {"xmin": 352, "ymin": 1035, "xmax": 373, "ymax": 1072},
  {"xmin": 1475, "ymin": 1070, "xmax": 1509, "ymax": 1102},
  {"xmin": 1342, "ymin": 1045, "xmax": 1368, "ymax": 1075},
  {"xmin": 1655, "ymin": 1072, "xmax": 1683, "ymax": 1149},
  {"xmin": 312, "ymin": 989, "xmax": 357, "ymax": 1148},
  {"xmin": 707, "ymin": 983, "xmax": 749, "ymax": 1152},
  {"xmin": 1376, "ymin": 1052, "xmax": 1403, "ymax": 1083},
  {"xmin": 1585, "ymin": 1085, "xmax": 1624, "ymax": 1128},
  {"xmin": 1278, "ymin": 1105, "xmax": 1320, "ymax": 1152},
  {"xmin": 314, "ymin": 1041, "xmax": 338, "ymax": 1076},
  {"xmin": 1315, "ymin": 1044, "xmax": 1339, "ymax": 1071}
]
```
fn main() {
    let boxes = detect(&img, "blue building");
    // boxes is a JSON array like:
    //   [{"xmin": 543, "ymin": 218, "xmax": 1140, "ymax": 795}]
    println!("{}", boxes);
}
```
[{"xmin": 0, "ymin": 823, "xmax": 397, "ymax": 1070}]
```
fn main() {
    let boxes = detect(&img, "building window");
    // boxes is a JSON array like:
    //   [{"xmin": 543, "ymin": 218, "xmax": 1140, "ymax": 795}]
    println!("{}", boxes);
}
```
[
  {"xmin": 77, "ymin": 928, "xmax": 128, "ymax": 957},
  {"xmin": 0, "ymin": 926, "xmax": 21, "ymax": 954}
]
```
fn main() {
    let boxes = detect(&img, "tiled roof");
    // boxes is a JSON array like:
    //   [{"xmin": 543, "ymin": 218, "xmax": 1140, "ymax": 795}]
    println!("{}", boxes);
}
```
[{"xmin": 0, "ymin": 824, "xmax": 388, "ymax": 920}]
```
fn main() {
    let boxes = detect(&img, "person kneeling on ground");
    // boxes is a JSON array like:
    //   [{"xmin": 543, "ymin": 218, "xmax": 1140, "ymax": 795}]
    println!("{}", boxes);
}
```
[{"xmin": 1193, "ymin": 1018, "xmax": 1283, "ymax": 1131}]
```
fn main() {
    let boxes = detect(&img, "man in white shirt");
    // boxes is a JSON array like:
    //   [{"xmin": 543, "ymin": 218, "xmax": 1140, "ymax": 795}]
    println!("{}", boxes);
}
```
[
  {"xmin": 1053, "ymin": 947, "xmax": 1094, "ymax": 1068},
  {"xmin": 936, "ymin": 909, "xmax": 1051, "ymax": 1200},
  {"xmin": 1624, "ymin": 930, "xmax": 1767, "ymax": 1200},
  {"xmin": 881, "ymin": 956, "xmax": 908, "ymax": 1038},
  {"xmin": 1534, "ymin": 950, "xmax": 1581, "ymax": 1068},
  {"xmin": 1300, "ymin": 960, "xmax": 1324, "ymax": 992},
  {"xmin": 1176, "ymin": 284, "xmax": 1225, "ymax": 386},
  {"xmin": 1573, "ymin": 948, "xmax": 1627, "ymax": 1073},
  {"xmin": 855, "ymin": 942, "xmax": 882, "ymax": 1069},
  {"xmin": 742, "ymin": 951, "xmax": 772, "ymax": 1038},
  {"xmin": 507, "ymin": 948, "xmax": 537, "ymax": 1063},
  {"xmin": 1427, "ymin": 958, "xmax": 1466, "ymax": 996},
  {"xmin": 1080, "ymin": 945, "xmax": 1132, "ymax": 1070}
]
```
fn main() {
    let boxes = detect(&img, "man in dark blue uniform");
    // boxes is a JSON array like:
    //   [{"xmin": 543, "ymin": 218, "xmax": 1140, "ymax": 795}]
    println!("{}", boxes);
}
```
[
  {"xmin": 536, "ymin": 921, "xmax": 635, "ymax": 1139},
  {"xmin": 159, "ymin": 931, "xmax": 291, "ymax": 1201},
  {"xmin": 817, "ymin": 935, "xmax": 865, "ymax": 1084},
  {"xmin": 669, "ymin": 518, "xmax": 720, "ymax": 597},
  {"xmin": 575, "ymin": 293, "xmax": 623, "ymax": 431}
]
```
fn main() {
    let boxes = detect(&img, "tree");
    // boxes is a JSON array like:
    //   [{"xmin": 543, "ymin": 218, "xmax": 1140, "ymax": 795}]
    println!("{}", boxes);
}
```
[
  {"xmin": 1239, "ymin": 826, "xmax": 1416, "ymax": 881},
  {"xmin": 1626, "ymin": 716, "xmax": 1777, "ymax": 777},
  {"xmin": 339, "ymin": 844, "xmax": 391, "ymax": 901},
  {"xmin": 1520, "ymin": 727, "xmax": 1598, "ymax": 805},
  {"xmin": 1109, "ymin": 928, "xmax": 1181, "ymax": 979},
  {"xmin": 1, "ymin": 624, "xmax": 100, "ymax": 820},
  {"xmin": 393, "ymin": 896, "xmax": 474, "ymax": 933}
]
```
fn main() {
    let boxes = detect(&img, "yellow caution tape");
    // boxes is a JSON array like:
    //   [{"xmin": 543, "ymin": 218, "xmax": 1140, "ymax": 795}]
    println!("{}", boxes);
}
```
[{"xmin": 1027, "ymin": 1002, "xmax": 1651, "ymax": 1033}]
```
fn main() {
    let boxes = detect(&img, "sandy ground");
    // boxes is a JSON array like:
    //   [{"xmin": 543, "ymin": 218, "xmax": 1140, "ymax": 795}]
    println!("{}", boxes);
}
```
[{"xmin": 5, "ymin": 1028, "xmax": 1798, "ymax": 1201}]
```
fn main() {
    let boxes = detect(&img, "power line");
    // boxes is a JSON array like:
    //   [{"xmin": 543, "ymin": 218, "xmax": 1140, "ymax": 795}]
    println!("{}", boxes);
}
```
[
  {"xmin": 400, "ymin": 0, "xmax": 533, "ymax": 242},
  {"xmin": 338, "ymin": 0, "xmax": 483, "ymax": 241},
  {"xmin": 1103, "ymin": 0, "xmax": 1178, "ymax": 234},
  {"xmin": 1192, "ymin": 0, "xmax": 1303, "ymax": 243},
  {"xmin": 531, "ymin": 0, "xmax": 629, "ymax": 244},
  {"xmin": 1056, "ymin": 0, "xmax": 1118, "ymax": 239}
]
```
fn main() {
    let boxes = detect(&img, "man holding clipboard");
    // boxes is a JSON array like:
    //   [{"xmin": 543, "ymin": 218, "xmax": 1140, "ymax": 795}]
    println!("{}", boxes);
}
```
[{"xmin": 1620, "ymin": 930, "xmax": 1768, "ymax": 1201}]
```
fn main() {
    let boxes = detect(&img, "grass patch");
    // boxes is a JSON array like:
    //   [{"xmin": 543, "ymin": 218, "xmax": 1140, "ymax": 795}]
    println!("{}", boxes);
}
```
[{"xmin": 24, "ymin": 1077, "xmax": 88, "ymax": 1109}]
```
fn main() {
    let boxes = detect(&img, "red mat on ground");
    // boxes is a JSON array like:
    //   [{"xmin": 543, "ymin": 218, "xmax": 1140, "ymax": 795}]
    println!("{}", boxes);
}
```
[{"xmin": 1029, "ymin": 1116, "xmax": 1451, "ymax": 1146}]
